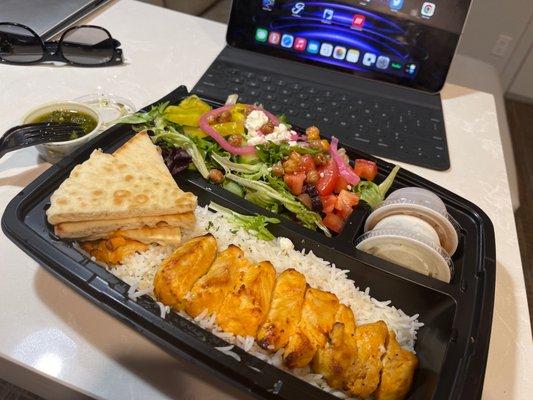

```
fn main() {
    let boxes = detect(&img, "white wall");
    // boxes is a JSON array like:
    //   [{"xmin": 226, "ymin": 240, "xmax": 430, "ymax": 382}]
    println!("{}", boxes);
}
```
[{"xmin": 457, "ymin": 0, "xmax": 533, "ymax": 97}]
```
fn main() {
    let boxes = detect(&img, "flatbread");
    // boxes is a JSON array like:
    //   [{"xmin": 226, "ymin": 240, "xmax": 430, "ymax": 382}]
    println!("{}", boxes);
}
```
[
  {"xmin": 54, "ymin": 212, "xmax": 195, "ymax": 239},
  {"xmin": 47, "ymin": 150, "xmax": 196, "ymax": 224},
  {"xmin": 113, "ymin": 131, "xmax": 174, "ymax": 182},
  {"xmin": 81, "ymin": 226, "xmax": 182, "ymax": 246}
]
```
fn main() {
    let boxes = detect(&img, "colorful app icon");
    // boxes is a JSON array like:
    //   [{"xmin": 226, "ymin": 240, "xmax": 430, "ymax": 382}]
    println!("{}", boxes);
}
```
[
  {"xmin": 389, "ymin": 0, "xmax": 404, "ymax": 11},
  {"xmin": 255, "ymin": 28, "xmax": 269, "ymax": 42},
  {"xmin": 333, "ymin": 46, "xmax": 347, "ymax": 60},
  {"xmin": 294, "ymin": 37, "xmax": 307, "ymax": 51},
  {"xmin": 281, "ymin": 34, "xmax": 294, "ymax": 48},
  {"xmin": 346, "ymin": 49, "xmax": 360, "ymax": 63},
  {"xmin": 292, "ymin": 2, "xmax": 305, "ymax": 15},
  {"xmin": 320, "ymin": 42, "xmax": 334, "ymax": 57},
  {"xmin": 421, "ymin": 2, "xmax": 436, "ymax": 17},
  {"xmin": 323, "ymin": 8, "xmax": 334, "ymax": 21},
  {"xmin": 362, "ymin": 52, "xmax": 376, "ymax": 66},
  {"xmin": 351, "ymin": 14, "xmax": 366, "ymax": 30},
  {"xmin": 307, "ymin": 40, "xmax": 320, "ymax": 54},
  {"xmin": 405, "ymin": 63, "xmax": 417, "ymax": 74},
  {"xmin": 376, "ymin": 55, "xmax": 390, "ymax": 69},
  {"xmin": 391, "ymin": 61, "xmax": 402, "ymax": 70},
  {"xmin": 268, "ymin": 32, "xmax": 281, "ymax": 45},
  {"xmin": 262, "ymin": 0, "xmax": 275, "ymax": 11}
]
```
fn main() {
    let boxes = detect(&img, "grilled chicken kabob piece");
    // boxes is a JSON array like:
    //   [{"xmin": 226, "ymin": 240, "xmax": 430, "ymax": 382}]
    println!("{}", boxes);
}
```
[
  {"xmin": 185, "ymin": 245, "xmax": 250, "ymax": 318},
  {"xmin": 216, "ymin": 261, "xmax": 276, "ymax": 337},
  {"xmin": 256, "ymin": 269, "xmax": 307, "ymax": 352},
  {"xmin": 312, "ymin": 304, "xmax": 358, "ymax": 389},
  {"xmin": 283, "ymin": 288, "xmax": 340, "ymax": 368},
  {"xmin": 154, "ymin": 234, "xmax": 217, "ymax": 310},
  {"xmin": 344, "ymin": 321, "xmax": 389, "ymax": 398},
  {"xmin": 374, "ymin": 331, "xmax": 419, "ymax": 400}
]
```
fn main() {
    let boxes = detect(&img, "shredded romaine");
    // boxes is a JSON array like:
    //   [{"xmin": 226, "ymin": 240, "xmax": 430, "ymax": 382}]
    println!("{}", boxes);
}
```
[
  {"xmin": 118, "ymin": 102, "xmax": 169, "ymax": 127},
  {"xmin": 211, "ymin": 153, "xmax": 268, "ymax": 180},
  {"xmin": 355, "ymin": 165, "xmax": 400, "ymax": 208},
  {"xmin": 208, "ymin": 202, "xmax": 280, "ymax": 241},
  {"xmin": 225, "ymin": 173, "xmax": 330, "ymax": 236}
]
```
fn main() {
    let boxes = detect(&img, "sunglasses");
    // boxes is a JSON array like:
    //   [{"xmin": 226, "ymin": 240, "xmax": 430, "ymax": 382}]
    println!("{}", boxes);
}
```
[{"xmin": 0, "ymin": 23, "xmax": 123, "ymax": 66}]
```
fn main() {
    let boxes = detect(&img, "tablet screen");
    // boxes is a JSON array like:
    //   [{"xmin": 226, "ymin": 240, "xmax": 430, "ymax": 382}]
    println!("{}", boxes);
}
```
[{"xmin": 227, "ymin": 0, "xmax": 471, "ymax": 92}]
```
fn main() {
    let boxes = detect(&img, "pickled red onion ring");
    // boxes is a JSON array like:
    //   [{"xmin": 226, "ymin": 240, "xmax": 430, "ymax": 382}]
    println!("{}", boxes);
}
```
[
  {"xmin": 198, "ymin": 104, "xmax": 280, "ymax": 155},
  {"xmin": 329, "ymin": 136, "xmax": 361, "ymax": 185}
]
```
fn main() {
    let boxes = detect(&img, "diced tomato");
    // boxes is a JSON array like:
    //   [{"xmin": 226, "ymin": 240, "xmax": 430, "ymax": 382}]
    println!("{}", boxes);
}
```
[
  {"xmin": 354, "ymin": 159, "xmax": 378, "ymax": 181},
  {"xmin": 323, "ymin": 212, "xmax": 345, "ymax": 234},
  {"xmin": 337, "ymin": 206, "xmax": 353, "ymax": 220},
  {"xmin": 321, "ymin": 194, "xmax": 337, "ymax": 213},
  {"xmin": 300, "ymin": 154, "xmax": 316, "ymax": 173},
  {"xmin": 316, "ymin": 159, "xmax": 338, "ymax": 196},
  {"xmin": 338, "ymin": 189, "xmax": 360, "ymax": 207},
  {"xmin": 335, "ymin": 190, "xmax": 359, "ymax": 219},
  {"xmin": 284, "ymin": 172, "xmax": 306, "ymax": 196},
  {"xmin": 334, "ymin": 176, "xmax": 349, "ymax": 193}
]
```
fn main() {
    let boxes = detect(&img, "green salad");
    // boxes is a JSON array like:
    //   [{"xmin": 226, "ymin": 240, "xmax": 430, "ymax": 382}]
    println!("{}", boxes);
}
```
[{"xmin": 120, "ymin": 95, "xmax": 400, "ymax": 237}]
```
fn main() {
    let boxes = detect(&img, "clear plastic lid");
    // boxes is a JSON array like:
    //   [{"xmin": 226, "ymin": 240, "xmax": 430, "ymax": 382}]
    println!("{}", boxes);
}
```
[
  {"xmin": 365, "ymin": 187, "xmax": 460, "ymax": 256},
  {"xmin": 373, "ymin": 214, "xmax": 441, "ymax": 247},
  {"xmin": 356, "ymin": 229, "xmax": 452, "ymax": 283},
  {"xmin": 74, "ymin": 93, "xmax": 136, "ymax": 130},
  {"xmin": 386, "ymin": 187, "xmax": 448, "ymax": 215}
]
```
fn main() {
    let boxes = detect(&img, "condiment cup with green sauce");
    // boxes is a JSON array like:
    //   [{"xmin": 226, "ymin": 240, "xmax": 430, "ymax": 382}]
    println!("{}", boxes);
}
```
[{"xmin": 21, "ymin": 101, "xmax": 102, "ymax": 163}]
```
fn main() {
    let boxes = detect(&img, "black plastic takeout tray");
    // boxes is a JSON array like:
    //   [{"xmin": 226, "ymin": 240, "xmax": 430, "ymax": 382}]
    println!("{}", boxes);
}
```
[{"xmin": 2, "ymin": 86, "xmax": 495, "ymax": 399}]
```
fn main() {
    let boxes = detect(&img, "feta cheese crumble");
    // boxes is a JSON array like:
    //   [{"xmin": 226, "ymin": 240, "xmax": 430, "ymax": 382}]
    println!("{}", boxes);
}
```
[
  {"xmin": 244, "ymin": 110, "xmax": 298, "ymax": 146},
  {"xmin": 245, "ymin": 110, "xmax": 269, "ymax": 132}
]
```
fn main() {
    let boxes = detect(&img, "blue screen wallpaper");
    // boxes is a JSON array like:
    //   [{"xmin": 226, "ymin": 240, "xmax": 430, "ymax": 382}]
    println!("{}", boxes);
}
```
[
  {"xmin": 261, "ymin": 1, "xmax": 420, "ymax": 78},
  {"xmin": 228, "ymin": 0, "xmax": 469, "ymax": 92}
]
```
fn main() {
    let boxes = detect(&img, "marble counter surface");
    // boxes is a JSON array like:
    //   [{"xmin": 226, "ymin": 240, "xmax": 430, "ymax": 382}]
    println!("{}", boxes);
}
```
[{"xmin": 0, "ymin": 0, "xmax": 531, "ymax": 399}]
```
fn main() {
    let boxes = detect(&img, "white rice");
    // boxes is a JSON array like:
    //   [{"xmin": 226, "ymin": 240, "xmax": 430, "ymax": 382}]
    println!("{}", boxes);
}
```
[
  {"xmin": 215, "ymin": 345, "xmax": 242, "ymax": 362},
  {"xmin": 102, "ymin": 206, "xmax": 423, "ymax": 397}
]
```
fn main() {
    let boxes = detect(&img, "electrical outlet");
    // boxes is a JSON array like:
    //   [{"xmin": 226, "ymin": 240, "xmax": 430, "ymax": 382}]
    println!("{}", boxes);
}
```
[{"xmin": 492, "ymin": 35, "xmax": 513, "ymax": 57}]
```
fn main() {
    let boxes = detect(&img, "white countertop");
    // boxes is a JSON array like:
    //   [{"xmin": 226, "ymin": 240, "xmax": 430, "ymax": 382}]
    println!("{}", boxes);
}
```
[{"xmin": 1, "ymin": 0, "xmax": 531, "ymax": 399}]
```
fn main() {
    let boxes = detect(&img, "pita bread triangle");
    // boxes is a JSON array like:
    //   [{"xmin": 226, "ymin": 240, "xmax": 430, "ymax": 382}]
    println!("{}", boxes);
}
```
[
  {"xmin": 47, "ymin": 149, "xmax": 196, "ymax": 225},
  {"xmin": 54, "ymin": 212, "xmax": 195, "ymax": 239},
  {"xmin": 112, "ymin": 131, "xmax": 175, "ymax": 183}
]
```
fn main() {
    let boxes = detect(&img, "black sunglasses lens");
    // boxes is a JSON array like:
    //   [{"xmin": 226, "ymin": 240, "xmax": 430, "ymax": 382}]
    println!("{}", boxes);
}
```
[
  {"xmin": 60, "ymin": 27, "xmax": 114, "ymax": 65},
  {"xmin": 0, "ymin": 24, "xmax": 43, "ymax": 63}
]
